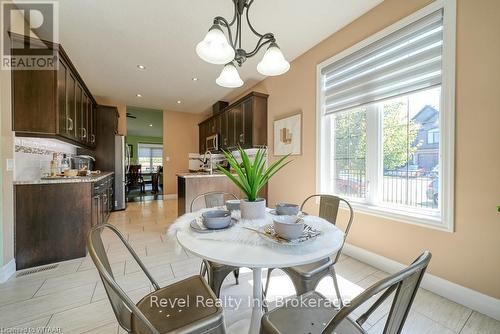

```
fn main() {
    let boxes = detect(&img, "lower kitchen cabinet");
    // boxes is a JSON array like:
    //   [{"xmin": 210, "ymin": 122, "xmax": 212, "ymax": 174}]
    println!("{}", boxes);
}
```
[
  {"xmin": 14, "ymin": 174, "xmax": 114, "ymax": 270},
  {"xmin": 92, "ymin": 175, "xmax": 114, "ymax": 226},
  {"xmin": 14, "ymin": 182, "xmax": 92, "ymax": 270}
]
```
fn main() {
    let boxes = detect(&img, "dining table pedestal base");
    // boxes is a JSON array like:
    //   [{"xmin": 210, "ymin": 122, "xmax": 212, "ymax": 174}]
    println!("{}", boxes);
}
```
[{"xmin": 249, "ymin": 268, "xmax": 264, "ymax": 334}]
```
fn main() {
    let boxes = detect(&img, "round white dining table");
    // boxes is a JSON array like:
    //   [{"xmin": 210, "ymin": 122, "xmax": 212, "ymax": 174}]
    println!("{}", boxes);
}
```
[{"xmin": 176, "ymin": 212, "xmax": 344, "ymax": 334}]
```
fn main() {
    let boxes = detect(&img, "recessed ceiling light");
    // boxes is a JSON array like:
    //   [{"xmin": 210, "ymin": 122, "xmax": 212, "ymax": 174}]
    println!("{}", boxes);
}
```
[
  {"xmin": 137, "ymin": 64, "xmax": 146, "ymax": 70},
  {"xmin": 177, "ymin": 100, "xmax": 182, "ymax": 104},
  {"xmin": 136, "ymin": 93, "xmax": 142, "ymax": 98},
  {"xmin": 149, "ymin": 124, "xmax": 153, "ymax": 127},
  {"xmin": 192, "ymin": 77, "xmax": 198, "ymax": 81}
]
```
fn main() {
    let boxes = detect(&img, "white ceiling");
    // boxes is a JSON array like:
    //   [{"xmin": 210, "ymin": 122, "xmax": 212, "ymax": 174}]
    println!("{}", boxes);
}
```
[
  {"xmin": 32, "ymin": 0, "xmax": 383, "ymax": 113},
  {"xmin": 126, "ymin": 106, "xmax": 163, "ymax": 137}
]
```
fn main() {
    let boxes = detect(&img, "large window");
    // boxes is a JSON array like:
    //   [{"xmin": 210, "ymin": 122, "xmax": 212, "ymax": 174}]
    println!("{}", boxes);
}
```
[
  {"xmin": 138, "ymin": 143, "xmax": 163, "ymax": 173},
  {"xmin": 318, "ymin": 1, "xmax": 455, "ymax": 230}
]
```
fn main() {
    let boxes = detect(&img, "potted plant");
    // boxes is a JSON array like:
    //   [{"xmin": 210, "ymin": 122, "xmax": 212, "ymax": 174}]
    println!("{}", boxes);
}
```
[{"xmin": 217, "ymin": 147, "xmax": 291, "ymax": 220}]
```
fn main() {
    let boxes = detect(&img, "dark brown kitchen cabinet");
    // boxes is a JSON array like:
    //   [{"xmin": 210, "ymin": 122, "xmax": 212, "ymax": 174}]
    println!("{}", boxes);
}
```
[
  {"xmin": 92, "ymin": 175, "xmax": 114, "ymax": 227},
  {"xmin": 199, "ymin": 121, "xmax": 209, "ymax": 153},
  {"xmin": 199, "ymin": 92, "xmax": 268, "ymax": 152},
  {"xmin": 66, "ymin": 72, "xmax": 77, "ymax": 140},
  {"xmin": 10, "ymin": 33, "xmax": 96, "ymax": 149},
  {"xmin": 218, "ymin": 112, "xmax": 228, "ymax": 148},
  {"xmin": 14, "ymin": 182, "xmax": 92, "ymax": 270}
]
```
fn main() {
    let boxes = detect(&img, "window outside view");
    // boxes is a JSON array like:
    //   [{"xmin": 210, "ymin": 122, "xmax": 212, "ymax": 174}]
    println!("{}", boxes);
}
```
[
  {"xmin": 138, "ymin": 144, "xmax": 163, "ymax": 173},
  {"xmin": 331, "ymin": 87, "xmax": 441, "ymax": 212}
]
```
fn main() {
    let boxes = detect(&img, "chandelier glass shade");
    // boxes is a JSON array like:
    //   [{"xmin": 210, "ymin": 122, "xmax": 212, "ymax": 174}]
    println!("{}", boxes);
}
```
[
  {"xmin": 257, "ymin": 42, "xmax": 290, "ymax": 76},
  {"xmin": 196, "ymin": 0, "xmax": 290, "ymax": 88},
  {"xmin": 196, "ymin": 25, "xmax": 235, "ymax": 65},
  {"xmin": 216, "ymin": 63, "xmax": 244, "ymax": 88}
]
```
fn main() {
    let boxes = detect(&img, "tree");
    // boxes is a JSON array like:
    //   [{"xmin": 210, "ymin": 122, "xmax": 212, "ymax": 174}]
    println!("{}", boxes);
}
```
[
  {"xmin": 383, "ymin": 102, "xmax": 420, "ymax": 170},
  {"xmin": 333, "ymin": 101, "xmax": 420, "ymax": 173}
]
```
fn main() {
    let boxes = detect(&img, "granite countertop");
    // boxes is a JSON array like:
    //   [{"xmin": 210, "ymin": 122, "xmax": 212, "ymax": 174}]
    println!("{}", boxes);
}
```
[
  {"xmin": 177, "ymin": 172, "xmax": 234, "ymax": 179},
  {"xmin": 13, "ymin": 171, "xmax": 115, "ymax": 185}
]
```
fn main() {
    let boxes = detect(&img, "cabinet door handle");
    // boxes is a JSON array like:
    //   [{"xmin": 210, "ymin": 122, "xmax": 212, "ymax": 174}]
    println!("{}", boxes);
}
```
[
  {"xmin": 91, "ymin": 134, "xmax": 95, "ymax": 143},
  {"xmin": 103, "ymin": 194, "xmax": 108, "ymax": 204},
  {"xmin": 67, "ymin": 117, "xmax": 73, "ymax": 131},
  {"xmin": 239, "ymin": 133, "xmax": 244, "ymax": 143},
  {"xmin": 81, "ymin": 128, "xmax": 87, "ymax": 138}
]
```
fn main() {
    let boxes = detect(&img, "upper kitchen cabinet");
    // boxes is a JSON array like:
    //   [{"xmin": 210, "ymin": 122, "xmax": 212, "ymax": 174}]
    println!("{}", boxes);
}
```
[
  {"xmin": 11, "ymin": 33, "xmax": 97, "ymax": 149},
  {"xmin": 199, "ymin": 92, "xmax": 268, "ymax": 153}
]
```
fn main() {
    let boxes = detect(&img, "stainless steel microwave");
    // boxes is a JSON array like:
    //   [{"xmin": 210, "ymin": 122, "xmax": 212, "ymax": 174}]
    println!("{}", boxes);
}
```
[{"xmin": 206, "ymin": 134, "xmax": 219, "ymax": 151}]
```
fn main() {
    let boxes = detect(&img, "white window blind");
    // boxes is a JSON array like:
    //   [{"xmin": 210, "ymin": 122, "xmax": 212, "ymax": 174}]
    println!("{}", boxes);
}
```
[
  {"xmin": 321, "ymin": 9, "xmax": 443, "ymax": 115},
  {"xmin": 138, "ymin": 143, "xmax": 163, "ymax": 172}
]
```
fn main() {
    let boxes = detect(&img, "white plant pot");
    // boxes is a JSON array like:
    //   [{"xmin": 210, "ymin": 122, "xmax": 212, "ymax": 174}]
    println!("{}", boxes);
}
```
[{"xmin": 240, "ymin": 198, "xmax": 266, "ymax": 220}]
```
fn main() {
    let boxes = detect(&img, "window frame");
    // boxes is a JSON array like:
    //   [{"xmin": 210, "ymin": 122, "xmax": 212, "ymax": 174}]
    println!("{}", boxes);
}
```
[
  {"xmin": 427, "ymin": 128, "xmax": 439, "ymax": 144},
  {"xmin": 316, "ymin": 0, "xmax": 456, "ymax": 232}
]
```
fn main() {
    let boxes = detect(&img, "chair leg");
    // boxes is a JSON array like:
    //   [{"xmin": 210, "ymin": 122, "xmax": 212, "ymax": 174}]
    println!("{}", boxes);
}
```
[
  {"xmin": 200, "ymin": 261, "xmax": 207, "ymax": 280},
  {"xmin": 330, "ymin": 266, "xmax": 343, "ymax": 307},
  {"xmin": 233, "ymin": 269, "xmax": 239, "ymax": 285},
  {"xmin": 264, "ymin": 268, "xmax": 274, "ymax": 297}
]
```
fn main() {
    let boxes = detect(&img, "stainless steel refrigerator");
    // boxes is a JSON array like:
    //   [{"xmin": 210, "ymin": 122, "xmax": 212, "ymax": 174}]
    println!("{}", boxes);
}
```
[{"xmin": 114, "ymin": 135, "xmax": 129, "ymax": 210}]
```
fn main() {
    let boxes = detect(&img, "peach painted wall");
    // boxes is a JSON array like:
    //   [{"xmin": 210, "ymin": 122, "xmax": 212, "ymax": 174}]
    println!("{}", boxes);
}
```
[
  {"xmin": 163, "ymin": 110, "xmax": 200, "ymax": 194},
  {"xmin": 233, "ymin": 0, "xmax": 500, "ymax": 298}
]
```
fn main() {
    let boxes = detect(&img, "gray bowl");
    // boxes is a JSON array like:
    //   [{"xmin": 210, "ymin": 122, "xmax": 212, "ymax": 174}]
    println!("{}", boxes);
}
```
[
  {"xmin": 201, "ymin": 210, "xmax": 231, "ymax": 230},
  {"xmin": 275, "ymin": 203, "xmax": 300, "ymax": 216},
  {"xmin": 273, "ymin": 216, "xmax": 304, "ymax": 240},
  {"xmin": 225, "ymin": 199, "xmax": 241, "ymax": 212}
]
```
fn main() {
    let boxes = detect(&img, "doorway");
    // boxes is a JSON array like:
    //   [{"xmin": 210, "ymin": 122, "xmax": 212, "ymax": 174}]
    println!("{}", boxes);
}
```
[{"xmin": 125, "ymin": 106, "xmax": 163, "ymax": 202}]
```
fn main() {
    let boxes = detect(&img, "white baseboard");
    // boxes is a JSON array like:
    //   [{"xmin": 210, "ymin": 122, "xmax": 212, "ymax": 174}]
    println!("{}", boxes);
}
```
[
  {"xmin": 343, "ymin": 243, "xmax": 500, "ymax": 321},
  {"xmin": 0, "ymin": 259, "xmax": 16, "ymax": 283},
  {"xmin": 164, "ymin": 193, "xmax": 178, "ymax": 199}
]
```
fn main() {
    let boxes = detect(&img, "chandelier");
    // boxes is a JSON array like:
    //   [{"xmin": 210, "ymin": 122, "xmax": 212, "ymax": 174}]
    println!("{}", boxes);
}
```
[{"xmin": 196, "ymin": 0, "xmax": 290, "ymax": 88}]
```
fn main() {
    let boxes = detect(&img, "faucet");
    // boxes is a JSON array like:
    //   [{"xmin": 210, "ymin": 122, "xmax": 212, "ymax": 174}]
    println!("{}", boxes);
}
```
[{"xmin": 203, "ymin": 150, "xmax": 213, "ymax": 175}]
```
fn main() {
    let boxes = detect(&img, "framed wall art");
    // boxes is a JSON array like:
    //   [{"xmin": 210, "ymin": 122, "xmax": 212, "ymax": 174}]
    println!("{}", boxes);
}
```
[{"xmin": 273, "ymin": 112, "xmax": 302, "ymax": 156}]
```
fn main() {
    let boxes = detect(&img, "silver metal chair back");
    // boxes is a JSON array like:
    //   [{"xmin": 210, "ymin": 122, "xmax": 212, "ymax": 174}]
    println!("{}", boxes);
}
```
[
  {"xmin": 189, "ymin": 191, "xmax": 240, "ymax": 297},
  {"xmin": 324, "ymin": 251, "xmax": 432, "ymax": 333},
  {"xmin": 190, "ymin": 191, "xmax": 238, "ymax": 213},
  {"xmin": 87, "ymin": 224, "xmax": 161, "ymax": 334},
  {"xmin": 300, "ymin": 194, "xmax": 354, "ymax": 262}
]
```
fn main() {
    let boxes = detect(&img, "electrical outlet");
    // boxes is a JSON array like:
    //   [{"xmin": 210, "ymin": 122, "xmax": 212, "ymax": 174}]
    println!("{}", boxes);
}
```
[
  {"xmin": 6, "ymin": 159, "xmax": 14, "ymax": 171},
  {"xmin": 166, "ymin": 156, "xmax": 170, "ymax": 162}
]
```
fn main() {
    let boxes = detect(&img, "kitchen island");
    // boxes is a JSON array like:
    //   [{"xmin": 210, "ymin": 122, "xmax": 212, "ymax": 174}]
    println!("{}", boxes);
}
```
[{"xmin": 177, "ymin": 172, "xmax": 267, "ymax": 216}]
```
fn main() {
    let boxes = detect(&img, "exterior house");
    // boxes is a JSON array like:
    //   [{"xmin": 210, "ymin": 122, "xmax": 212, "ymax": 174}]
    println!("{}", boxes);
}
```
[{"xmin": 412, "ymin": 105, "xmax": 439, "ymax": 171}]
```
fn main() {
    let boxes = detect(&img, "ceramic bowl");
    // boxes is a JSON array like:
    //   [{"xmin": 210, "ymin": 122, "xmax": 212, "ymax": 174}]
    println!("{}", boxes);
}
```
[
  {"xmin": 225, "ymin": 199, "xmax": 241, "ymax": 212},
  {"xmin": 273, "ymin": 216, "xmax": 304, "ymax": 240},
  {"xmin": 201, "ymin": 210, "xmax": 232, "ymax": 230},
  {"xmin": 275, "ymin": 203, "xmax": 300, "ymax": 216}
]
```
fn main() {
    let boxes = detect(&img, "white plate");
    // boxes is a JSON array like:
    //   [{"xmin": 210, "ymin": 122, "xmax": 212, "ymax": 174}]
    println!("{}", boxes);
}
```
[
  {"xmin": 257, "ymin": 224, "xmax": 320, "ymax": 246},
  {"xmin": 190, "ymin": 218, "xmax": 236, "ymax": 233}
]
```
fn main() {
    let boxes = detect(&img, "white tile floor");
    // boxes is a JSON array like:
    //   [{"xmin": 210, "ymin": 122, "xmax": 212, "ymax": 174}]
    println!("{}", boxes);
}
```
[{"xmin": 1, "ymin": 200, "xmax": 499, "ymax": 333}]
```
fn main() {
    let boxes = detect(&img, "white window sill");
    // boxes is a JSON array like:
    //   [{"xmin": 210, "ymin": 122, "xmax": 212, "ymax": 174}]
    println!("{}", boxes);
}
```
[{"xmin": 342, "ymin": 201, "xmax": 452, "ymax": 232}]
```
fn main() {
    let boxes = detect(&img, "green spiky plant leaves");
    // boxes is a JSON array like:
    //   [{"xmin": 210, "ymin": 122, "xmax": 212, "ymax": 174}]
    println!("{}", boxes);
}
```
[{"xmin": 216, "ymin": 147, "xmax": 291, "ymax": 202}]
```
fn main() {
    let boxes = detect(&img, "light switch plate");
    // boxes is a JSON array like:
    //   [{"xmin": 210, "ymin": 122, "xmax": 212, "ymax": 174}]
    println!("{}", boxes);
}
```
[
  {"xmin": 6, "ymin": 159, "xmax": 14, "ymax": 171},
  {"xmin": 165, "ymin": 156, "xmax": 170, "ymax": 162}
]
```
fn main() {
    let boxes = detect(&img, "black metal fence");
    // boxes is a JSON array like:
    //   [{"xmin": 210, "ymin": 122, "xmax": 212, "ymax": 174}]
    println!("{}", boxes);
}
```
[{"xmin": 335, "ymin": 170, "xmax": 438, "ymax": 210}]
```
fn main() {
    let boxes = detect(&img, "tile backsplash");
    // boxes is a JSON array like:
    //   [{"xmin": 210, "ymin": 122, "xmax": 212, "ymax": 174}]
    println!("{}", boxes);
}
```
[{"xmin": 14, "ymin": 137, "xmax": 77, "ymax": 181}]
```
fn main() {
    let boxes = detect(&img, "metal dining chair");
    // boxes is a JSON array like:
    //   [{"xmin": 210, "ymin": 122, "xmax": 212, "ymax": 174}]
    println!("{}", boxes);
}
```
[
  {"xmin": 261, "ymin": 251, "xmax": 432, "ymax": 334},
  {"xmin": 87, "ymin": 224, "xmax": 226, "ymax": 334},
  {"xmin": 190, "ymin": 191, "xmax": 240, "ymax": 297},
  {"xmin": 264, "ymin": 195, "xmax": 354, "ymax": 307}
]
